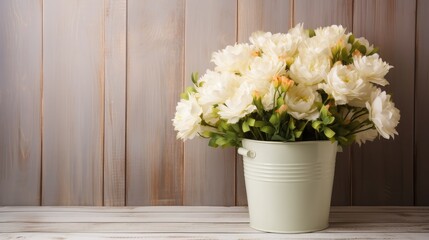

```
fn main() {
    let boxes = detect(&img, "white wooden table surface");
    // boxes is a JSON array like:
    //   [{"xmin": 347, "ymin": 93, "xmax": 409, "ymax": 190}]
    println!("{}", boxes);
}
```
[{"xmin": 1, "ymin": 206, "xmax": 429, "ymax": 239}]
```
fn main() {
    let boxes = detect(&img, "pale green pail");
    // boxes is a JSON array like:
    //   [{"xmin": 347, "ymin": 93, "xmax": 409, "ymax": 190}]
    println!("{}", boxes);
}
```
[{"xmin": 238, "ymin": 139, "xmax": 338, "ymax": 233}]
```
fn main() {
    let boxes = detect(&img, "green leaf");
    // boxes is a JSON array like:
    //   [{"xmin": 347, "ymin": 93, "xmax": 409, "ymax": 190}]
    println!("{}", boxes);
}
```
[
  {"xmin": 312, "ymin": 121, "xmax": 323, "ymax": 131},
  {"xmin": 208, "ymin": 137, "xmax": 218, "ymax": 147},
  {"xmin": 277, "ymin": 97, "xmax": 284, "ymax": 107},
  {"xmin": 247, "ymin": 118, "xmax": 256, "ymax": 127},
  {"xmin": 348, "ymin": 34, "xmax": 355, "ymax": 44},
  {"xmin": 254, "ymin": 121, "xmax": 266, "ymax": 128},
  {"xmin": 323, "ymin": 116, "xmax": 335, "ymax": 125},
  {"xmin": 271, "ymin": 134, "xmax": 286, "ymax": 141},
  {"xmin": 253, "ymin": 97, "xmax": 264, "ymax": 110},
  {"xmin": 215, "ymin": 137, "xmax": 229, "ymax": 146},
  {"xmin": 242, "ymin": 121, "xmax": 250, "ymax": 133},
  {"xmin": 201, "ymin": 131, "xmax": 213, "ymax": 138},
  {"xmin": 357, "ymin": 45, "xmax": 367, "ymax": 55},
  {"xmin": 191, "ymin": 72, "xmax": 199, "ymax": 85},
  {"xmin": 294, "ymin": 130, "xmax": 303, "ymax": 138},
  {"xmin": 180, "ymin": 92, "xmax": 189, "ymax": 100},
  {"xmin": 323, "ymin": 127, "xmax": 336, "ymax": 138},
  {"xmin": 341, "ymin": 48, "xmax": 349, "ymax": 60},
  {"xmin": 269, "ymin": 113, "xmax": 279, "ymax": 126},
  {"xmin": 261, "ymin": 126, "xmax": 275, "ymax": 135},
  {"xmin": 231, "ymin": 124, "xmax": 240, "ymax": 133},
  {"xmin": 308, "ymin": 29, "xmax": 316, "ymax": 37},
  {"xmin": 288, "ymin": 118, "xmax": 296, "ymax": 130}
]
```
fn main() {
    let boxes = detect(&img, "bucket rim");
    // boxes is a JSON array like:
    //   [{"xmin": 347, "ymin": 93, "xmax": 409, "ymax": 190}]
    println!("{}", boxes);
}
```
[{"xmin": 241, "ymin": 138, "xmax": 337, "ymax": 146}]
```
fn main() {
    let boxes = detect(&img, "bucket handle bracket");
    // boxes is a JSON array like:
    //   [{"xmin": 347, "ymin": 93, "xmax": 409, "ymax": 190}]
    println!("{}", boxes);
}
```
[{"xmin": 237, "ymin": 147, "xmax": 256, "ymax": 159}]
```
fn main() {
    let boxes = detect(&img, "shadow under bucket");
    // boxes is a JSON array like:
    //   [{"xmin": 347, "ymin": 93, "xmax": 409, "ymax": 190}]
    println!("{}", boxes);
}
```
[{"xmin": 239, "ymin": 139, "xmax": 338, "ymax": 233}]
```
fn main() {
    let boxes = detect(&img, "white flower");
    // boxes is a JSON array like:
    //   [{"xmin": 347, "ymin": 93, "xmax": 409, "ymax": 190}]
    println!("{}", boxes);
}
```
[
  {"xmin": 353, "ymin": 54, "xmax": 393, "ymax": 86},
  {"xmin": 201, "ymin": 105, "xmax": 219, "ymax": 126},
  {"xmin": 249, "ymin": 31, "xmax": 272, "ymax": 50},
  {"xmin": 321, "ymin": 64, "xmax": 371, "ymax": 106},
  {"xmin": 356, "ymin": 37, "xmax": 374, "ymax": 53},
  {"xmin": 288, "ymin": 23, "xmax": 308, "ymax": 41},
  {"xmin": 285, "ymin": 84, "xmax": 321, "ymax": 120},
  {"xmin": 211, "ymin": 43, "xmax": 255, "ymax": 74},
  {"xmin": 172, "ymin": 93, "xmax": 203, "ymax": 140},
  {"xmin": 218, "ymin": 82, "xmax": 257, "ymax": 124},
  {"xmin": 289, "ymin": 52, "xmax": 331, "ymax": 86},
  {"xmin": 314, "ymin": 25, "xmax": 349, "ymax": 49},
  {"xmin": 366, "ymin": 89, "xmax": 400, "ymax": 139},
  {"xmin": 197, "ymin": 70, "xmax": 240, "ymax": 107},
  {"xmin": 261, "ymin": 84, "xmax": 276, "ymax": 111},
  {"xmin": 355, "ymin": 128, "xmax": 378, "ymax": 146},
  {"xmin": 245, "ymin": 56, "xmax": 286, "ymax": 94}
]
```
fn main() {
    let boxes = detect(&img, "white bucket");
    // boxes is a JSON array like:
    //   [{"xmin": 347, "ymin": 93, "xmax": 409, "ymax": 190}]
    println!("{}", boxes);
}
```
[{"xmin": 238, "ymin": 139, "xmax": 338, "ymax": 233}]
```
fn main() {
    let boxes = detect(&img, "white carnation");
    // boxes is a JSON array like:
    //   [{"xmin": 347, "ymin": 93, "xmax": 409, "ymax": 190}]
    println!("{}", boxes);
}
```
[
  {"xmin": 288, "ymin": 23, "xmax": 308, "ymax": 42},
  {"xmin": 353, "ymin": 54, "xmax": 393, "ymax": 86},
  {"xmin": 197, "ymin": 70, "xmax": 240, "ymax": 107},
  {"xmin": 285, "ymin": 84, "xmax": 321, "ymax": 120},
  {"xmin": 314, "ymin": 25, "xmax": 349, "ymax": 49},
  {"xmin": 218, "ymin": 82, "xmax": 257, "ymax": 124},
  {"xmin": 172, "ymin": 93, "xmax": 203, "ymax": 140},
  {"xmin": 289, "ymin": 52, "xmax": 331, "ymax": 86},
  {"xmin": 249, "ymin": 31, "xmax": 272, "ymax": 50},
  {"xmin": 355, "ymin": 128, "xmax": 378, "ymax": 146},
  {"xmin": 245, "ymin": 56, "xmax": 286, "ymax": 95},
  {"xmin": 366, "ymin": 89, "xmax": 400, "ymax": 139},
  {"xmin": 321, "ymin": 64, "xmax": 371, "ymax": 106},
  {"xmin": 266, "ymin": 34, "xmax": 302, "ymax": 62},
  {"xmin": 211, "ymin": 43, "xmax": 255, "ymax": 74}
]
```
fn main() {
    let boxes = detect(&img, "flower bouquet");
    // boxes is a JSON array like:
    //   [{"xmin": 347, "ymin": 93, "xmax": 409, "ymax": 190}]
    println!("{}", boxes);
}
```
[{"xmin": 173, "ymin": 24, "xmax": 400, "ymax": 149}]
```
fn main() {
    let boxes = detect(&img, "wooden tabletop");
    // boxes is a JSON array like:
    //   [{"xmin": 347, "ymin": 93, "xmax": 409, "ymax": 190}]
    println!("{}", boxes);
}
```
[{"xmin": 1, "ymin": 206, "xmax": 429, "ymax": 239}]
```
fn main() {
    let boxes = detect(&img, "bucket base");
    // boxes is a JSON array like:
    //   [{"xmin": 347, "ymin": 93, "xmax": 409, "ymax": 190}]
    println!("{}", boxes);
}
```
[{"xmin": 250, "ymin": 223, "xmax": 329, "ymax": 234}]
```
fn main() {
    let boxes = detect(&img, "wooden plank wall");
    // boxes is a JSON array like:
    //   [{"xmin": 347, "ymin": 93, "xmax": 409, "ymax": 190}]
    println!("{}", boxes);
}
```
[
  {"xmin": 0, "ymin": 0, "xmax": 42, "ymax": 205},
  {"xmin": 0, "ymin": 0, "xmax": 427, "ymax": 206}
]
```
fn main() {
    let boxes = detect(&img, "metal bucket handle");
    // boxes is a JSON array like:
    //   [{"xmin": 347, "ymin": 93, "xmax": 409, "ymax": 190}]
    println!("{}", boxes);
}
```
[{"xmin": 237, "ymin": 147, "xmax": 256, "ymax": 159}]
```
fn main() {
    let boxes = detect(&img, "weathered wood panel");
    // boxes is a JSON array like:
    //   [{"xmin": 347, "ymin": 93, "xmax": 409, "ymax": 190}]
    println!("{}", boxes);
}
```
[
  {"xmin": 352, "ymin": 0, "xmax": 415, "ymax": 205},
  {"xmin": 415, "ymin": 0, "xmax": 429, "ymax": 205},
  {"xmin": 42, "ymin": 0, "xmax": 104, "ymax": 205},
  {"xmin": 1, "ymin": 206, "xmax": 429, "ymax": 239},
  {"xmin": 183, "ymin": 0, "xmax": 237, "ymax": 206},
  {"xmin": 0, "ymin": 0, "xmax": 42, "ymax": 205},
  {"xmin": 104, "ymin": 0, "xmax": 127, "ymax": 206},
  {"xmin": 235, "ymin": 0, "xmax": 293, "ymax": 206},
  {"xmin": 294, "ymin": 0, "xmax": 354, "ymax": 206},
  {"xmin": 126, "ymin": 0, "xmax": 185, "ymax": 205}
]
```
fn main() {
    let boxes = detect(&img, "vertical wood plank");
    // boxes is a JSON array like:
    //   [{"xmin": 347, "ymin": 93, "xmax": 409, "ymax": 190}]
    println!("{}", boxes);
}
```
[
  {"xmin": 126, "ymin": 0, "xmax": 185, "ymax": 205},
  {"xmin": 352, "ymin": 0, "xmax": 415, "ymax": 205},
  {"xmin": 0, "ymin": 0, "xmax": 42, "ymax": 205},
  {"xmin": 184, "ymin": 0, "xmax": 237, "ymax": 206},
  {"xmin": 414, "ymin": 0, "xmax": 428, "ymax": 205},
  {"xmin": 42, "ymin": 0, "xmax": 104, "ymax": 205},
  {"xmin": 294, "ymin": 0, "xmax": 354, "ymax": 206},
  {"xmin": 104, "ymin": 0, "xmax": 127, "ymax": 206},
  {"xmin": 236, "ymin": 0, "xmax": 293, "ymax": 206}
]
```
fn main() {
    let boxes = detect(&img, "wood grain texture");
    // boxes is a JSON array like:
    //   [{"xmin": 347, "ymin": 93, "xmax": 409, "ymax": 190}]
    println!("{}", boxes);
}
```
[
  {"xmin": 183, "ymin": 0, "xmax": 237, "ymax": 206},
  {"xmin": 104, "ymin": 0, "xmax": 127, "ymax": 206},
  {"xmin": 293, "ymin": 0, "xmax": 353, "ymax": 29},
  {"xmin": 42, "ymin": 0, "xmax": 104, "ymax": 205},
  {"xmin": 415, "ymin": 0, "xmax": 429, "ymax": 205},
  {"xmin": 294, "ymin": 0, "xmax": 354, "ymax": 206},
  {"xmin": 235, "ymin": 0, "xmax": 293, "ymax": 206},
  {"xmin": 1, "ymin": 206, "xmax": 429, "ymax": 239},
  {"xmin": 0, "ymin": 0, "xmax": 42, "ymax": 205},
  {"xmin": 352, "ymin": 0, "xmax": 415, "ymax": 205},
  {"xmin": 126, "ymin": 0, "xmax": 185, "ymax": 205}
]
